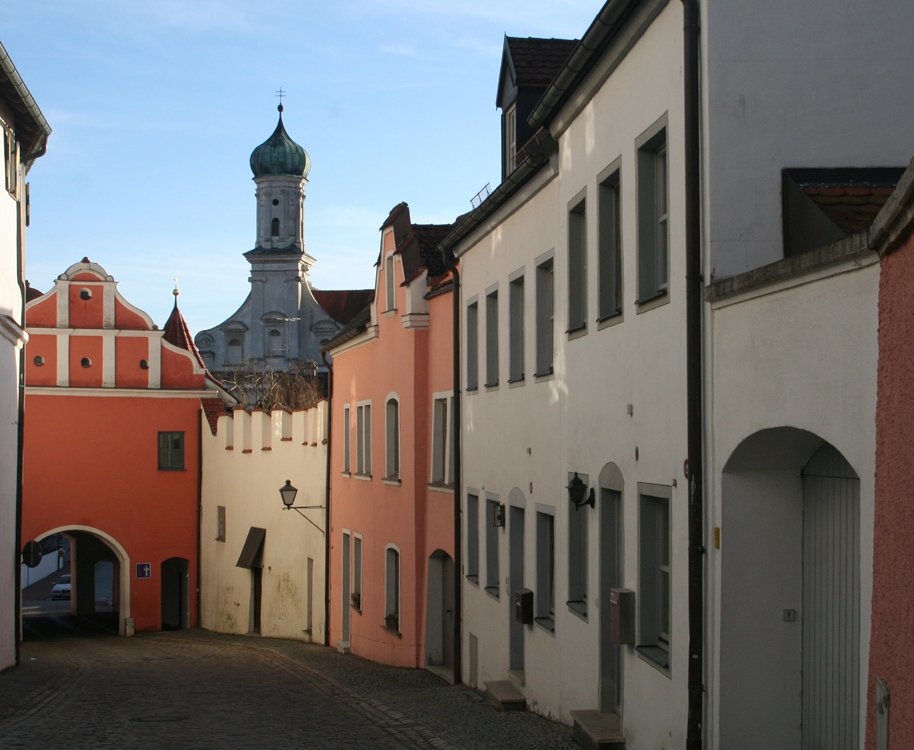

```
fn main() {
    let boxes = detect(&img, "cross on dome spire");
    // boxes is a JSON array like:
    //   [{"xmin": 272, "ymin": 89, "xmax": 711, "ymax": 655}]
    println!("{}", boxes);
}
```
[{"xmin": 276, "ymin": 87, "xmax": 286, "ymax": 113}]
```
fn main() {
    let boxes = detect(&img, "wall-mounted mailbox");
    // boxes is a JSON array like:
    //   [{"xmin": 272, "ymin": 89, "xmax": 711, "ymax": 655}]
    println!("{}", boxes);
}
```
[
  {"xmin": 515, "ymin": 589, "xmax": 534, "ymax": 625},
  {"xmin": 609, "ymin": 588, "xmax": 635, "ymax": 645}
]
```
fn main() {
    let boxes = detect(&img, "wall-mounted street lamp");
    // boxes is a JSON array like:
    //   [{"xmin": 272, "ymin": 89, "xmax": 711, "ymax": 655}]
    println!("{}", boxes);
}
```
[
  {"xmin": 567, "ymin": 472, "xmax": 595, "ymax": 510},
  {"xmin": 279, "ymin": 479, "xmax": 326, "ymax": 534}
]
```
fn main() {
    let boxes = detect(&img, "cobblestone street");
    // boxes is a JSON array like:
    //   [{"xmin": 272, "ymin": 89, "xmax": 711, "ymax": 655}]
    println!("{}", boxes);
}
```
[{"xmin": 0, "ymin": 619, "xmax": 578, "ymax": 750}]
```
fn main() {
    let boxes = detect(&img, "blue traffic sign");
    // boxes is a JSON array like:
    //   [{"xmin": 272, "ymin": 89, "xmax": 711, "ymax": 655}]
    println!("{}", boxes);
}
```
[{"xmin": 136, "ymin": 563, "xmax": 152, "ymax": 578}]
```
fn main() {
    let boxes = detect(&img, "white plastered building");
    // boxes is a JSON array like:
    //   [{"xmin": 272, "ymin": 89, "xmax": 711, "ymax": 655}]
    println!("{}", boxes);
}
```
[
  {"xmin": 443, "ymin": 1, "xmax": 914, "ymax": 748},
  {"xmin": 0, "ymin": 41, "xmax": 50, "ymax": 672}
]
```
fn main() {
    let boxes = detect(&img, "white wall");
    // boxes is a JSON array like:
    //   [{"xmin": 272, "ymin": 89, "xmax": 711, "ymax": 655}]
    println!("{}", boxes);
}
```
[
  {"xmin": 702, "ymin": 0, "xmax": 914, "ymax": 278},
  {"xmin": 459, "ymin": 4, "xmax": 690, "ymax": 744},
  {"xmin": 200, "ymin": 404, "xmax": 328, "ymax": 643},
  {"xmin": 709, "ymin": 259, "xmax": 879, "ymax": 749}
]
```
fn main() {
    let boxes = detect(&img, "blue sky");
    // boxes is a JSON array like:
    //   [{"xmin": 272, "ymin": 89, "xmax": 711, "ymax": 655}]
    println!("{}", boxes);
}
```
[{"xmin": 4, "ymin": 1, "xmax": 600, "ymax": 332}]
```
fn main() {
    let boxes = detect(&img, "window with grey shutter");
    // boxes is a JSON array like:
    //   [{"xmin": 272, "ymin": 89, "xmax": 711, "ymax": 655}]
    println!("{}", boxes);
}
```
[
  {"xmin": 638, "ymin": 485, "xmax": 671, "ymax": 671},
  {"xmin": 466, "ymin": 301, "xmax": 478, "ymax": 390},
  {"xmin": 485, "ymin": 496, "xmax": 500, "ymax": 596},
  {"xmin": 599, "ymin": 169, "xmax": 622, "ymax": 321},
  {"xmin": 637, "ymin": 125, "xmax": 669, "ymax": 304},
  {"xmin": 568, "ymin": 196, "xmax": 587, "ymax": 332},
  {"xmin": 509, "ymin": 272, "xmax": 525, "ymax": 383},
  {"xmin": 485, "ymin": 289, "xmax": 499, "ymax": 387},
  {"xmin": 467, "ymin": 493, "xmax": 480, "ymax": 582},
  {"xmin": 535, "ymin": 257, "xmax": 554, "ymax": 376}
]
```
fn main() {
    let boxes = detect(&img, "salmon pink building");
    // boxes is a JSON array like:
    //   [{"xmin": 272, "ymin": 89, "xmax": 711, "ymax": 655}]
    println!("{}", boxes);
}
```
[
  {"xmin": 869, "ymin": 156, "xmax": 914, "ymax": 749},
  {"xmin": 21, "ymin": 259, "xmax": 229, "ymax": 635},
  {"xmin": 325, "ymin": 204, "xmax": 457, "ymax": 676}
]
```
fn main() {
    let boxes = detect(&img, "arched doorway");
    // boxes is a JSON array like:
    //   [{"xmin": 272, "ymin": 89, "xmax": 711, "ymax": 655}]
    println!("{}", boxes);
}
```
[
  {"xmin": 425, "ymin": 549, "xmax": 455, "ymax": 681},
  {"xmin": 27, "ymin": 526, "xmax": 130, "ymax": 636},
  {"xmin": 160, "ymin": 557, "xmax": 190, "ymax": 630},
  {"xmin": 719, "ymin": 428, "xmax": 861, "ymax": 750}
]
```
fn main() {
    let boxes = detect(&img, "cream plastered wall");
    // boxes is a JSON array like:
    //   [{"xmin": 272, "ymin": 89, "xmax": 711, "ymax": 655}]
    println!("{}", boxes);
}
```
[
  {"xmin": 201, "ymin": 403, "xmax": 327, "ymax": 643},
  {"xmin": 708, "ymin": 259, "xmax": 879, "ymax": 750},
  {"xmin": 458, "ymin": 3, "xmax": 689, "ymax": 745}
]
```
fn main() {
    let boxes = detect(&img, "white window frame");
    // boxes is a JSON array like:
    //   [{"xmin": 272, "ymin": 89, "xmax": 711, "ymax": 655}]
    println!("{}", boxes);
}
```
[
  {"xmin": 466, "ymin": 297, "xmax": 479, "ymax": 391},
  {"xmin": 430, "ymin": 391, "xmax": 455, "ymax": 486},
  {"xmin": 636, "ymin": 114, "xmax": 670, "ymax": 308},
  {"xmin": 503, "ymin": 103, "xmax": 517, "ymax": 178},
  {"xmin": 385, "ymin": 543, "xmax": 401, "ymax": 632},
  {"xmin": 567, "ymin": 189, "xmax": 588, "ymax": 335},
  {"xmin": 485, "ymin": 495, "xmax": 500, "ymax": 597},
  {"xmin": 352, "ymin": 533, "xmax": 363, "ymax": 610},
  {"xmin": 567, "ymin": 472, "xmax": 588, "ymax": 618},
  {"xmin": 535, "ymin": 504, "xmax": 557, "ymax": 632},
  {"xmin": 638, "ymin": 483, "xmax": 672, "ymax": 673},
  {"xmin": 535, "ymin": 250, "xmax": 554, "ymax": 378},
  {"xmin": 356, "ymin": 400, "xmax": 372, "ymax": 477},
  {"xmin": 385, "ymin": 394, "xmax": 400, "ymax": 481},
  {"xmin": 598, "ymin": 161, "xmax": 623, "ymax": 324},
  {"xmin": 385, "ymin": 253, "xmax": 397, "ymax": 312},
  {"xmin": 342, "ymin": 404, "xmax": 351, "ymax": 474},
  {"xmin": 466, "ymin": 491, "xmax": 480, "ymax": 584},
  {"xmin": 508, "ymin": 268, "xmax": 525, "ymax": 384},
  {"xmin": 485, "ymin": 285, "xmax": 499, "ymax": 388}
]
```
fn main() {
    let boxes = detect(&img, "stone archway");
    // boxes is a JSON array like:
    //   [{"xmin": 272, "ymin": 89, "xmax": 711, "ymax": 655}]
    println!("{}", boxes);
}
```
[{"xmin": 34, "ymin": 526, "xmax": 131, "ymax": 636}]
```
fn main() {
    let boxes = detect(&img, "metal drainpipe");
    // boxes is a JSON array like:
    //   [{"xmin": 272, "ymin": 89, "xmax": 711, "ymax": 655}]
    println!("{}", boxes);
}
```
[
  {"xmin": 320, "ymin": 351, "xmax": 333, "ymax": 648},
  {"xmin": 681, "ymin": 0, "xmax": 704, "ymax": 748},
  {"xmin": 440, "ymin": 251, "xmax": 462, "ymax": 686}
]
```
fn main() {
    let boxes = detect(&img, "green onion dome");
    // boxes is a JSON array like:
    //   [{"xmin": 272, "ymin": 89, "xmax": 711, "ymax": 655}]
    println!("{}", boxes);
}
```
[{"xmin": 250, "ymin": 105, "xmax": 311, "ymax": 178}]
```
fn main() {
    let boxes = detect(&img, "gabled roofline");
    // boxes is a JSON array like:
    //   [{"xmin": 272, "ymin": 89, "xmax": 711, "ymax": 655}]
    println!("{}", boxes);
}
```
[
  {"xmin": 0, "ymin": 40, "xmax": 51, "ymax": 164},
  {"xmin": 869, "ymin": 154, "xmax": 914, "ymax": 255},
  {"xmin": 527, "ymin": 0, "xmax": 641, "ymax": 131}
]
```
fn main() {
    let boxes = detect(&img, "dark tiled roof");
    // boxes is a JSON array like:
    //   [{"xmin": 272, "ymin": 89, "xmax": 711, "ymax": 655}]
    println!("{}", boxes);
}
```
[
  {"xmin": 803, "ymin": 187, "xmax": 896, "ymax": 235},
  {"xmin": 788, "ymin": 167, "xmax": 906, "ymax": 235},
  {"xmin": 506, "ymin": 37, "xmax": 578, "ymax": 88},
  {"xmin": 313, "ymin": 289, "xmax": 374, "ymax": 326},
  {"xmin": 163, "ymin": 302, "xmax": 208, "ymax": 371},
  {"xmin": 401, "ymin": 223, "xmax": 454, "ymax": 280},
  {"xmin": 201, "ymin": 398, "xmax": 227, "ymax": 435},
  {"xmin": 322, "ymin": 301, "xmax": 373, "ymax": 352},
  {"xmin": 25, "ymin": 282, "xmax": 43, "ymax": 301}
]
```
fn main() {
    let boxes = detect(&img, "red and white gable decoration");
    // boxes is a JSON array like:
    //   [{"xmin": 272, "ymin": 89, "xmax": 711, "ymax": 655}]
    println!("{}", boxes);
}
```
[{"xmin": 25, "ymin": 259, "xmax": 210, "ymax": 391}]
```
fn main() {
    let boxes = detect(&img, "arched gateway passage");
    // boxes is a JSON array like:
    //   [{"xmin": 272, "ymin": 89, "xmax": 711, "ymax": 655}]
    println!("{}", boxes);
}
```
[
  {"xmin": 29, "ymin": 526, "xmax": 130, "ymax": 636},
  {"xmin": 719, "ymin": 428, "xmax": 861, "ymax": 750}
]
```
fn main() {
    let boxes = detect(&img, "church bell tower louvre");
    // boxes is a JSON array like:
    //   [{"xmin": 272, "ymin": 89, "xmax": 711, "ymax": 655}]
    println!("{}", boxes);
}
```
[{"xmin": 193, "ymin": 103, "xmax": 371, "ymax": 382}]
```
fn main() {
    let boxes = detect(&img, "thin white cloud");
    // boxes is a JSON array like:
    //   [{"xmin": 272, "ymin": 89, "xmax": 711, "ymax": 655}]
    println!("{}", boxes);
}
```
[{"xmin": 379, "ymin": 44, "xmax": 419, "ymax": 57}]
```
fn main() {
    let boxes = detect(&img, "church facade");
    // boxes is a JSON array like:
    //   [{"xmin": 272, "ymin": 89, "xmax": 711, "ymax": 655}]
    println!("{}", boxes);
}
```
[{"xmin": 194, "ymin": 106, "xmax": 370, "ymax": 375}]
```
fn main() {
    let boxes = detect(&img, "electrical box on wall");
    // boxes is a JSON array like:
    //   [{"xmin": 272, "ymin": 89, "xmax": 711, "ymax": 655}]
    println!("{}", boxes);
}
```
[
  {"xmin": 515, "ymin": 589, "xmax": 533, "ymax": 625},
  {"xmin": 610, "ymin": 588, "xmax": 635, "ymax": 645}
]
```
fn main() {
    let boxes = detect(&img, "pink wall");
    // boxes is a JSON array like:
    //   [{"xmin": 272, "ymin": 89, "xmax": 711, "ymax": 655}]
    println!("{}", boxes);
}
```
[
  {"xmin": 328, "ymin": 229, "xmax": 454, "ymax": 668},
  {"xmin": 870, "ymin": 232, "xmax": 914, "ymax": 749}
]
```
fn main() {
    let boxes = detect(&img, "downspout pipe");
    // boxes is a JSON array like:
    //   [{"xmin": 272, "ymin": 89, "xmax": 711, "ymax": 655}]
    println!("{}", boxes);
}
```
[
  {"xmin": 440, "ymin": 250, "xmax": 462, "ymax": 686},
  {"xmin": 681, "ymin": 0, "xmax": 704, "ymax": 748},
  {"xmin": 14, "ymin": 175, "xmax": 25, "ymax": 663},
  {"xmin": 320, "ymin": 351, "xmax": 333, "ymax": 648}
]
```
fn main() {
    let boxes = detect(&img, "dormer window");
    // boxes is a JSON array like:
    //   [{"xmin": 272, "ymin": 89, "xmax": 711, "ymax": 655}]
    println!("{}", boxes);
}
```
[
  {"xmin": 503, "ymin": 104, "xmax": 517, "ymax": 178},
  {"xmin": 271, "ymin": 218, "xmax": 280, "ymax": 237}
]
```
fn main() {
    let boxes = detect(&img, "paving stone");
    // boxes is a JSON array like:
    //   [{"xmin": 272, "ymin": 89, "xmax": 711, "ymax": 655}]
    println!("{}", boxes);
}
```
[{"xmin": 0, "ymin": 621, "xmax": 578, "ymax": 750}]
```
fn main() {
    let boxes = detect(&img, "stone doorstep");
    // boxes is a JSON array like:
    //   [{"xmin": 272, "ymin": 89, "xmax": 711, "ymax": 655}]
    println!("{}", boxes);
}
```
[
  {"xmin": 571, "ymin": 710, "xmax": 625, "ymax": 750},
  {"xmin": 484, "ymin": 680, "xmax": 526, "ymax": 711}
]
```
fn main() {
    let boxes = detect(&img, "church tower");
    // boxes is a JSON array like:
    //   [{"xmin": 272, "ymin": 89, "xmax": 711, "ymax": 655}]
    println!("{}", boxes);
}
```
[{"xmin": 194, "ymin": 106, "xmax": 370, "ymax": 377}]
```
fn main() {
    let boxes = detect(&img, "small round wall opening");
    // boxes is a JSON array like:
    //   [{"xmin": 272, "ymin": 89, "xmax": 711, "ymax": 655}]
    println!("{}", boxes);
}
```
[
  {"xmin": 272, "ymin": 199, "xmax": 279, "ymax": 206},
  {"xmin": 79, "ymin": 288, "xmax": 92, "ymax": 300},
  {"xmin": 33, "ymin": 355, "xmax": 45, "ymax": 366},
  {"xmin": 139, "ymin": 359, "xmax": 149, "ymax": 370},
  {"xmin": 81, "ymin": 357, "xmax": 92, "ymax": 368}
]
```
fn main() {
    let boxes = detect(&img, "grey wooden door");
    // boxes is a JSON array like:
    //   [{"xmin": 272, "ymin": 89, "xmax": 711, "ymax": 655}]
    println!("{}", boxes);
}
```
[{"xmin": 802, "ymin": 443, "xmax": 860, "ymax": 750}]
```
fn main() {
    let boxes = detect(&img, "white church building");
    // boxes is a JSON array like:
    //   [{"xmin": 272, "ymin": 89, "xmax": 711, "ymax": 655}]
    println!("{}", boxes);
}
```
[{"xmin": 194, "ymin": 105, "xmax": 370, "ymax": 375}]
